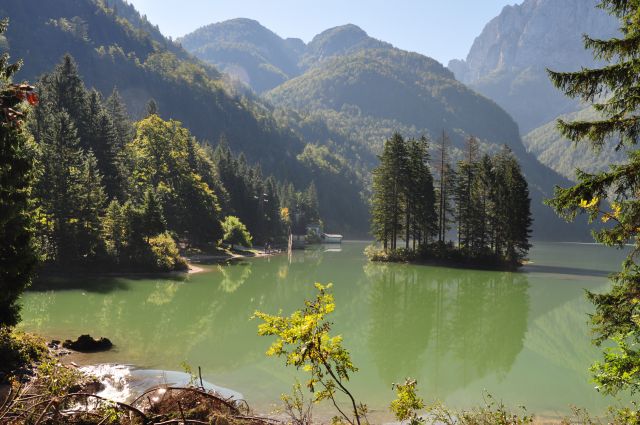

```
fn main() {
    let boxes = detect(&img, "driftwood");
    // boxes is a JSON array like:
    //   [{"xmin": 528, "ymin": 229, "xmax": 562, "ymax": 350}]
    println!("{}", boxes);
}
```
[{"xmin": 0, "ymin": 383, "xmax": 279, "ymax": 425}]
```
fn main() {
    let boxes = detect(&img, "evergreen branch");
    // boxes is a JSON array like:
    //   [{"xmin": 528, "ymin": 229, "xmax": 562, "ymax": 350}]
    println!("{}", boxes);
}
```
[
  {"xmin": 557, "ymin": 116, "xmax": 640, "ymax": 149},
  {"xmin": 547, "ymin": 59, "xmax": 640, "ymax": 102},
  {"xmin": 584, "ymin": 34, "xmax": 640, "ymax": 61}
]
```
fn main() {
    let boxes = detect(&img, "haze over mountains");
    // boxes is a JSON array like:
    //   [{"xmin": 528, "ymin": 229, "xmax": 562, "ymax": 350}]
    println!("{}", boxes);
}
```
[
  {"xmin": 181, "ymin": 15, "xmax": 593, "ymax": 240},
  {"xmin": 448, "ymin": 0, "xmax": 618, "ymax": 134},
  {"xmin": 447, "ymin": 0, "xmax": 622, "ymax": 182},
  {"xmin": 1, "ymin": 0, "xmax": 614, "ymax": 240},
  {"xmin": 179, "ymin": 21, "xmax": 392, "ymax": 93}
]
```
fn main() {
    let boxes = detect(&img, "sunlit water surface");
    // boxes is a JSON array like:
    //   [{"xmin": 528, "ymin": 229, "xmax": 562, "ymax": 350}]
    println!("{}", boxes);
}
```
[{"xmin": 19, "ymin": 242, "xmax": 632, "ymax": 419}]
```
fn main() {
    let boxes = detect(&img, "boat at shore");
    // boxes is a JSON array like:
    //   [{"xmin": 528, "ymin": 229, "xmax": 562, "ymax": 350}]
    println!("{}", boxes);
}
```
[{"xmin": 321, "ymin": 233, "xmax": 343, "ymax": 244}]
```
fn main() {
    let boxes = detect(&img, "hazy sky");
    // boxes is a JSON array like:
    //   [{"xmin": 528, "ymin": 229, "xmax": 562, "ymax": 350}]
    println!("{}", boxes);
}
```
[{"xmin": 126, "ymin": 0, "xmax": 516, "ymax": 65}]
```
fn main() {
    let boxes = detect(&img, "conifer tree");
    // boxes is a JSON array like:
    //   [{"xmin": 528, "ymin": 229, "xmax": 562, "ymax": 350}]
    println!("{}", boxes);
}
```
[
  {"xmin": 141, "ymin": 189, "xmax": 166, "ymax": 239},
  {"xmin": 0, "ymin": 20, "xmax": 38, "ymax": 326},
  {"xmin": 35, "ymin": 111, "xmax": 89, "ymax": 263},
  {"xmin": 434, "ymin": 131, "xmax": 454, "ymax": 244},
  {"xmin": 146, "ymin": 98, "xmax": 158, "ymax": 116},
  {"xmin": 455, "ymin": 137, "xmax": 479, "ymax": 252},
  {"xmin": 371, "ymin": 133, "xmax": 408, "ymax": 250},
  {"xmin": 547, "ymin": 0, "xmax": 640, "ymax": 396},
  {"xmin": 406, "ymin": 136, "xmax": 436, "ymax": 249},
  {"xmin": 104, "ymin": 87, "xmax": 133, "ymax": 149}
]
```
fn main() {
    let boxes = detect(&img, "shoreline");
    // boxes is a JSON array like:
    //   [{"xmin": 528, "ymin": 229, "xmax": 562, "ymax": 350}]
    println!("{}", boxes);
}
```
[
  {"xmin": 31, "ymin": 350, "xmax": 584, "ymax": 425},
  {"xmin": 31, "ymin": 248, "xmax": 284, "ymax": 280}
]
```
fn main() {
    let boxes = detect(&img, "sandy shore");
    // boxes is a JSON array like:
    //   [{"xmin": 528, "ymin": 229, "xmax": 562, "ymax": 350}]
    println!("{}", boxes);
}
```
[{"xmin": 185, "ymin": 249, "xmax": 283, "ymax": 274}]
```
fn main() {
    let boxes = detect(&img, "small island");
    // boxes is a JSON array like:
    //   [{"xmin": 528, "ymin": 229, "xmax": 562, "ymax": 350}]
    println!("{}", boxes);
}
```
[{"xmin": 367, "ymin": 132, "xmax": 532, "ymax": 270}]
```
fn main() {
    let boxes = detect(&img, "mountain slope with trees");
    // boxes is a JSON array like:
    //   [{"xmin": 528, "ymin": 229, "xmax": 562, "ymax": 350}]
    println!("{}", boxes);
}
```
[
  {"xmin": 180, "ymin": 21, "xmax": 392, "ymax": 93},
  {"xmin": 0, "ymin": 0, "xmax": 368, "ymax": 235},
  {"xmin": 265, "ymin": 46, "xmax": 585, "ymax": 240},
  {"xmin": 178, "ymin": 18, "xmax": 303, "ymax": 93},
  {"xmin": 523, "ymin": 106, "xmax": 626, "ymax": 181}
]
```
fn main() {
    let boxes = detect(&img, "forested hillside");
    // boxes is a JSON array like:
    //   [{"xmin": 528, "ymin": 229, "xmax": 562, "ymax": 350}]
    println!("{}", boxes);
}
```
[
  {"xmin": 178, "ymin": 18, "xmax": 303, "ymax": 93},
  {"xmin": 523, "ymin": 106, "xmax": 626, "ymax": 181},
  {"xmin": 0, "ymin": 0, "xmax": 368, "ymax": 234},
  {"xmin": 181, "ymin": 19, "xmax": 591, "ymax": 240},
  {"xmin": 179, "ymin": 21, "xmax": 391, "ymax": 93},
  {"xmin": 265, "ymin": 46, "xmax": 585, "ymax": 240}
]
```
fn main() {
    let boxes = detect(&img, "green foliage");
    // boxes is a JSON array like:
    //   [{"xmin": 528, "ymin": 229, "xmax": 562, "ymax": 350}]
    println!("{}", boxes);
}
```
[
  {"xmin": 390, "ymin": 378, "xmax": 425, "ymax": 425},
  {"xmin": 426, "ymin": 394, "xmax": 533, "ymax": 425},
  {"xmin": 0, "ymin": 330, "xmax": 48, "ymax": 381},
  {"xmin": 36, "ymin": 358, "xmax": 84, "ymax": 397},
  {"xmin": 148, "ymin": 232, "xmax": 187, "ymax": 272},
  {"xmin": 546, "ymin": 0, "xmax": 640, "ymax": 401},
  {"xmin": 221, "ymin": 216, "xmax": 253, "ymax": 249},
  {"xmin": 253, "ymin": 283, "xmax": 367, "ymax": 425},
  {"xmin": 212, "ymin": 141, "xmax": 286, "ymax": 245},
  {"xmin": 279, "ymin": 380, "xmax": 313, "ymax": 425},
  {"xmin": 180, "ymin": 361, "xmax": 199, "ymax": 387},
  {"xmin": 0, "ymin": 19, "xmax": 37, "ymax": 327},
  {"xmin": 127, "ymin": 115, "xmax": 224, "ymax": 246}
]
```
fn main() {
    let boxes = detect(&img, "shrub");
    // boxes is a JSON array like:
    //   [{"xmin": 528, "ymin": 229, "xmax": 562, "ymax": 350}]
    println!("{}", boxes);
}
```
[
  {"xmin": 221, "ymin": 216, "xmax": 252, "ymax": 250},
  {"xmin": 0, "ymin": 329, "xmax": 49, "ymax": 382},
  {"xmin": 147, "ymin": 232, "xmax": 188, "ymax": 271}
]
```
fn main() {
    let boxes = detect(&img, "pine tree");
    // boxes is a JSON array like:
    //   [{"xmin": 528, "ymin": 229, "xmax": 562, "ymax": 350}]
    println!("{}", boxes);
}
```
[
  {"xmin": 406, "ymin": 137, "xmax": 436, "ymax": 250},
  {"xmin": 434, "ymin": 131, "xmax": 454, "ymax": 244},
  {"xmin": 51, "ymin": 55, "xmax": 87, "ymax": 122},
  {"xmin": 473, "ymin": 154, "xmax": 496, "ymax": 255},
  {"xmin": 0, "ymin": 21, "xmax": 37, "ymax": 326},
  {"xmin": 141, "ymin": 189, "xmax": 166, "ymax": 239},
  {"xmin": 104, "ymin": 87, "xmax": 133, "ymax": 149},
  {"xmin": 74, "ymin": 151, "xmax": 107, "ymax": 259},
  {"xmin": 35, "ymin": 111, "xmax": 87, "ymax": 263},
  {"xmin": 371, "ymin": 133, "xmax": 408, "ymax": 251},
  {"xmin": 102, "ymin": 199, "xmax": 126, "ymax": 259},
  {"xmin": 146, "ymin": 98, "xmax": 158, "ymax": 116},
  {"xmin": 547, "ymin": 0, "xmax": 640, "ymax": 397},
  {"xmin": 454, "ymin": 137, "xmax": 479, "ymax": 253}
]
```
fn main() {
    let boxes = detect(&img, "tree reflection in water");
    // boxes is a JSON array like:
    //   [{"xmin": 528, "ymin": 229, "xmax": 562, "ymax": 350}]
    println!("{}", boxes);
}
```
[{"xmin": 364, "ymin": 263, "xmax": 528, "ymax": 399}]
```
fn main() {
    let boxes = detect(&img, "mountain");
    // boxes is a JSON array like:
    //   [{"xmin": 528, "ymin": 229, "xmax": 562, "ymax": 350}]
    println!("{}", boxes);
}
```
[
  {"xmin": 179, "ymin": 21, "xmax": 391, "ymax": 93},
  {"xmin": 264, "ymin": 44, "xmax": 586, "ymax": 240},
  {"xmin": 0, "ymin": 0, "xmax": 369, "ymax": 235},
  {"xmin": 448, "ymin": 0, "xmax": 618, "ymax": 133},
  {"xmin": 299, "ymin": 24, "xmax": 391, "ymax": 69},
  {"xmin": 182, "ymin": 18, "xmax": 590, "ymax": 240},
  {"xmin": 178, "ymin": 18, "xmax": 302, "ymax": 93}
]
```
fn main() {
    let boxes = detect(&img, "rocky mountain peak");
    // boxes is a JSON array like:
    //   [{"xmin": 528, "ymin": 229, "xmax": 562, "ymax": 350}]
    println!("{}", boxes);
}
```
[{"xmin": 449, "ymin": 0, "xmax": 618, "ymax": 84}]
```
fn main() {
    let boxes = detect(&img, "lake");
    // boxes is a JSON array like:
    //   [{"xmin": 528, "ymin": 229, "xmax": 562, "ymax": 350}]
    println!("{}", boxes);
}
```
[{"xmin": 18, "ymin": 241, "xmax": 631, "ymax": 420}]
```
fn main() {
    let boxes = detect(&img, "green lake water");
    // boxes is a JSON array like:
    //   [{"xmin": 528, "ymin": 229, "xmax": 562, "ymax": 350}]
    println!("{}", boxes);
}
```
[{"xmin": 18, "ymin": 241, "xmax": 632, "ymax": 419}]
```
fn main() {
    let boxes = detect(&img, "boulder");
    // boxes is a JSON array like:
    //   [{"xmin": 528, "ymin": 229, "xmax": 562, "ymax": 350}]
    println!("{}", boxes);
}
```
[{"xmin": 62, "ymin": 335, "xmax": 113, "ymax": 353}]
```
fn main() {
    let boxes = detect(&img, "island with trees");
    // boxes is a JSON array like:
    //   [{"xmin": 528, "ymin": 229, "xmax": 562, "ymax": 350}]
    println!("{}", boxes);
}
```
[{"xmin": 367, "ymin": 132, "xmax": 532, "ymax": 269}]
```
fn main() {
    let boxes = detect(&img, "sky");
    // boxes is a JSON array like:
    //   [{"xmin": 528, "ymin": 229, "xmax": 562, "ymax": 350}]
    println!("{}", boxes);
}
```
[{"xmin": 125, "ymin": 0, "xmax": 516, "ymax": 65}]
